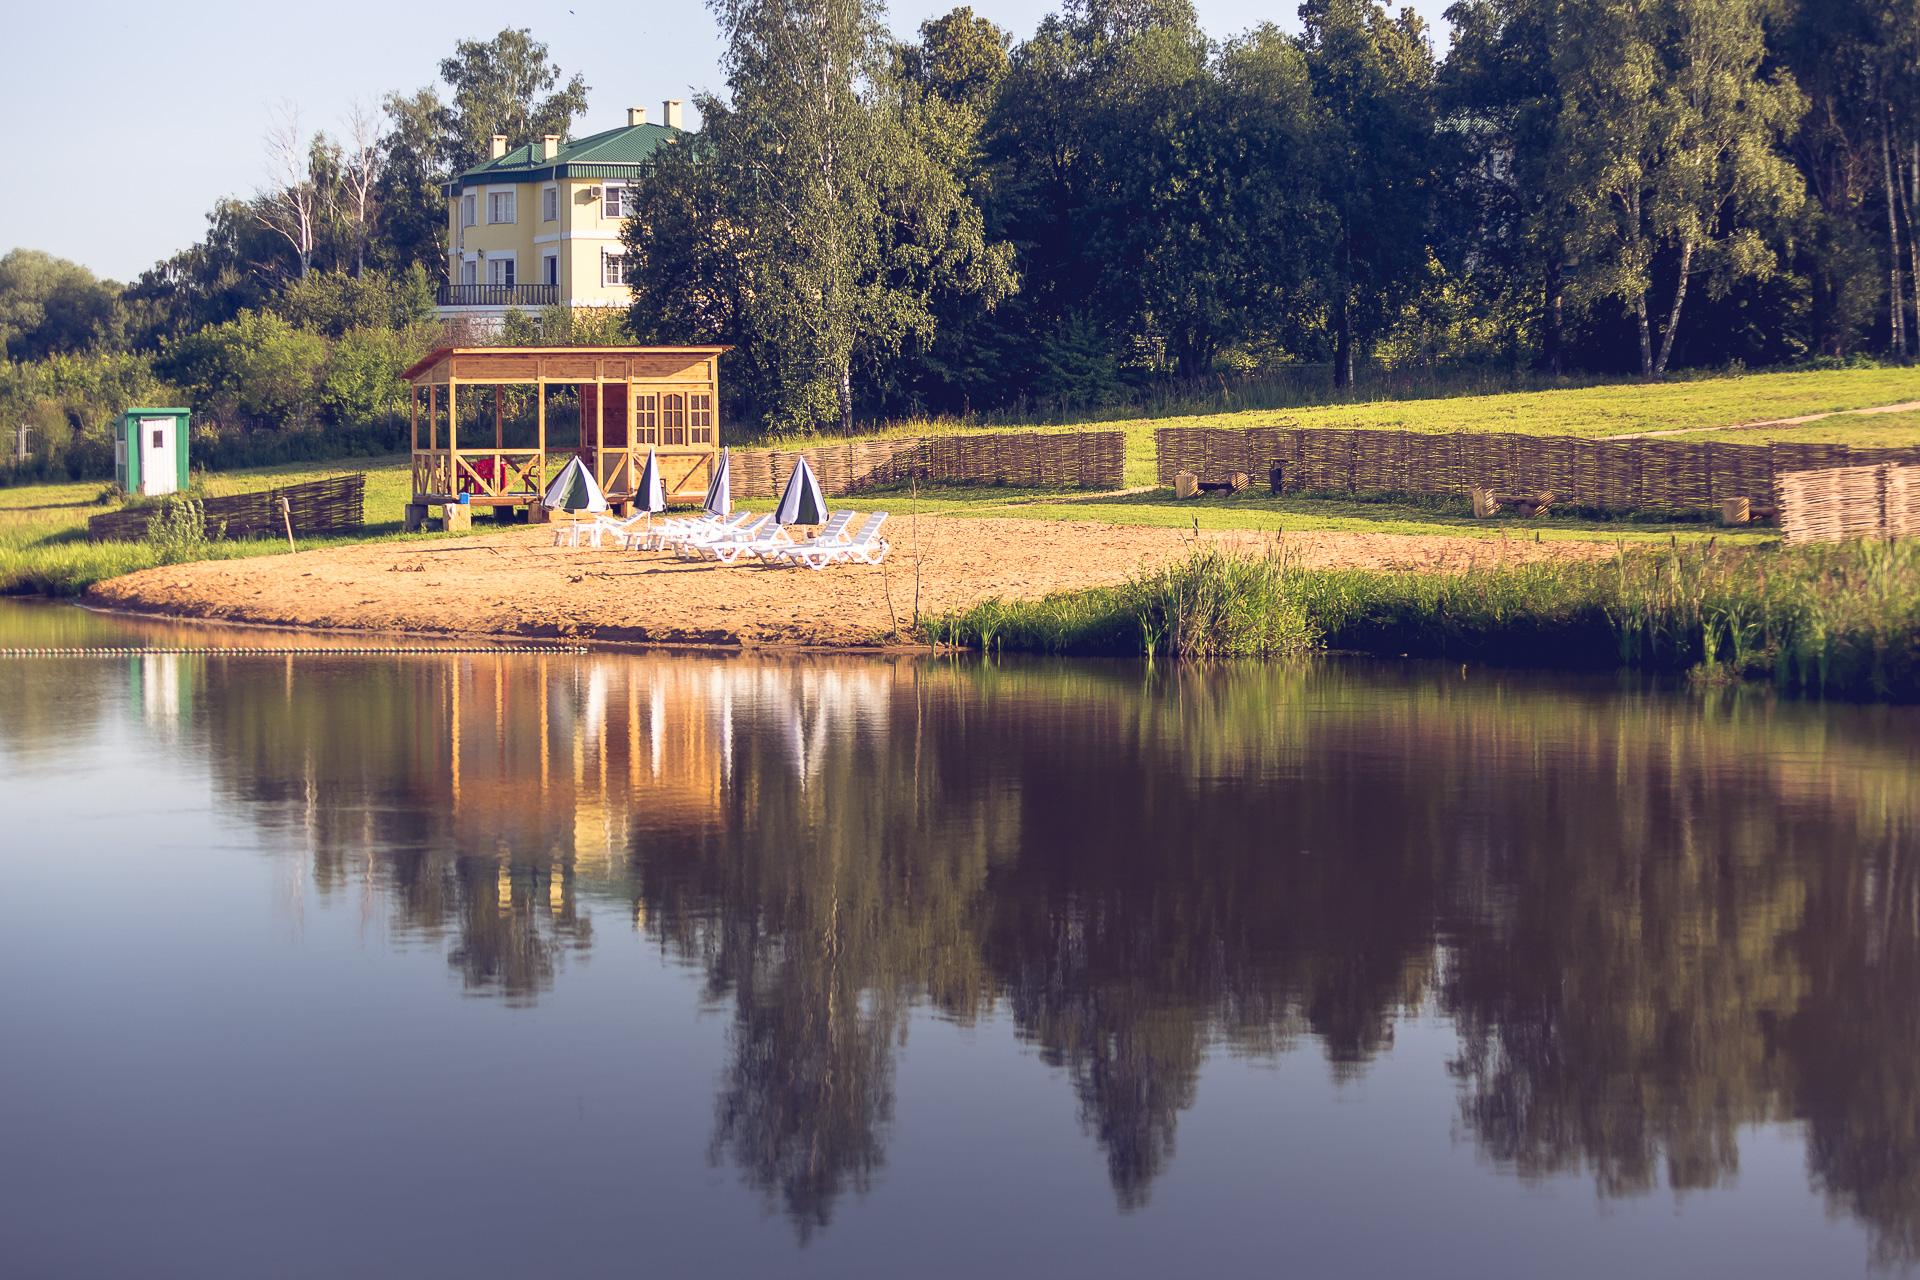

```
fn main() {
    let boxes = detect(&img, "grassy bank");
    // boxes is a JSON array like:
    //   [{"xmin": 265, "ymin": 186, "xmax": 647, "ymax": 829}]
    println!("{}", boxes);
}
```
[
  {"xmin": 0, "ymin": 455, "xmax": 425, "ymax": 596},
  {"xmin": 936, "ymin": 540, "xmax": 1920, "ymax": 700}
]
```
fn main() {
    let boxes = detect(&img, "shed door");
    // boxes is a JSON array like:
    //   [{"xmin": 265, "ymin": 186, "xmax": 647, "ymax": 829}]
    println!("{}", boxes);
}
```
[{"xmin": 140, "ymin": 418, "xmax": 178, "ymax": 495}]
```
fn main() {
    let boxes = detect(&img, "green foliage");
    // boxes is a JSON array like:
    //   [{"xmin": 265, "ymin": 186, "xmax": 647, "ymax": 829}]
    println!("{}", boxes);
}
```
[
  {"xmin": 0, "ymin": 250, "xmax": 126, "ymax": 362},
  {"xmin": 272, "ymin": 266, "xmax": 437, "ymax": 337},
  {"xmin": 143, "ymin": 497, "xmax": 215, "ymax": 564},
  {"xmin": 437, "ymin": 27, "xmax": 591, "ymax": 172},
  {"xmin": 624, "ymin": 0, "xmax": 1014, "ymax": 431},
  {"xmin": 161, "ymin": 311, "xmax": 329, "ymax": 429}
]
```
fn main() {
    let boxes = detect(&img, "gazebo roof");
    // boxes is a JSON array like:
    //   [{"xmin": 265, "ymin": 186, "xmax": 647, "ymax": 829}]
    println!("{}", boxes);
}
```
[{"xmin": 401, "ymin": 345, "xmax": 731, "ymax": 385}]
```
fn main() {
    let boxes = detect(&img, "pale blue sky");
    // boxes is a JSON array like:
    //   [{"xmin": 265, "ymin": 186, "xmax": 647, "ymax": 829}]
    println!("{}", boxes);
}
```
[{"xmin": 4, "ymin": 0, "xmax": 1453, "ymax": 281}]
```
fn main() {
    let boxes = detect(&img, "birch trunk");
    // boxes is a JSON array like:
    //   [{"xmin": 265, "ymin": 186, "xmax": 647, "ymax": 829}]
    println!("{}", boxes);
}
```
[{"xmin": 1654, "ymin": 239, "xmax": 1694, "ymax": 378}]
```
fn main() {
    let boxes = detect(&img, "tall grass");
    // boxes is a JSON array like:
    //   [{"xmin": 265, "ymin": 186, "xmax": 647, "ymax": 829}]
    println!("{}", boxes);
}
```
[{"xmin": 935, "ymin": 539, "xmax": 1920, "ymax": 699}]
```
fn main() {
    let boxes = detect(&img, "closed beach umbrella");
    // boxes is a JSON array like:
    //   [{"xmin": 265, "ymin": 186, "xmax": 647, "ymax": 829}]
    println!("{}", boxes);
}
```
[
  {"xmin": 634, "ymin": 446, "xmax": 666, "ymax": 515},
  {"xmin": 702, "ymin": 449, "xmax": 733, "ymax": 519},
  {"xmin": 542, "ymin": 455, "xmax": 608, "ymax": 512},
  {"xmin": 773, "ymin": 455, "xmax": 828, "ymax": 526}
]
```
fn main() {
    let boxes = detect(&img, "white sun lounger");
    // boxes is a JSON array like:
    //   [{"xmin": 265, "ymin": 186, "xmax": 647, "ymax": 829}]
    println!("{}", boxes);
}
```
[
  {"xmin": 686, "ymin": 514, "xmax": 789, "ymax": 563},
  {"xmin": 636, "ymin": 510, "xmax": 751, "ymax": 552},
  {"xmin": 787, "ymin": 512, "xmax": 889, "ymax": 570},
  {"xmin": 764, "ymin": 512, "xmax": 855, "ymax": 566}
]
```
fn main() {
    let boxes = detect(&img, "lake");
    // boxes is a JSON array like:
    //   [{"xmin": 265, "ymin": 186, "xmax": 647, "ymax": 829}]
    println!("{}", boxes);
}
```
[{"xmin": 1, "ymin": 598, "xmax": 1917, "ymax": 1278}]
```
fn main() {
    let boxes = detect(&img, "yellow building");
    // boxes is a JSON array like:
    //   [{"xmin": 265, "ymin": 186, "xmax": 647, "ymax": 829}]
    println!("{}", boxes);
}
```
[{"xmin": 439, "ymin": 101, "xmax": 686, "ymax": 330}]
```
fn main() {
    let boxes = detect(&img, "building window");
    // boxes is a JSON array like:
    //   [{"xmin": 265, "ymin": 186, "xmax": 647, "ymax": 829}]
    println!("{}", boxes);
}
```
[
  {"xmin": 488, "ymin": 257, "xmax": 516, "ymax": 286},
  {"xmin": 690, "ymin": 394, "xmax": 714, "ymax": 443},
  {"xmin": 459, "ymin": 258, "xmax": 477, "ymax": 286},
  {"xmin": 488, "ymin": 190, "xmax": 516, "ymax": 224},
  {"xmin": 602, "ymin": 182, "xmax": 626, "ymax": 220},
  {"xmin": 601, "ymin": 251, "xmax": 627, "ymax": 287},
  {"xmin": 461, "ymin": 194, "xmax": 476, "ymax": 227},
  {"xmin": 662, "ymin": 394, "xmax": 686, "ymax": 445},
  {"xmin": 152, "ymin": 429, "xmax": 165, "ymax": 449},
  {"xmin": 543, "ymin": 254, "xmax": 559, "ymax": 287},
  {"xmin": 542, "ymin": 186, "xmax": 558, "ymax": 222},
  {"xmin": 633, "ymin": 394, "xmax": 658, "ymax": 444}
]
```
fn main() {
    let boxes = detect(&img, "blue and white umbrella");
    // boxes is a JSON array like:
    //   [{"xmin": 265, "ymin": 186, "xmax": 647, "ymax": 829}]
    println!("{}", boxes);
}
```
[
  {"xmin": 773, "ymin": 455, "xmax": 828, "ymax": 526},
  {"xmin": 702, "ymin": 448, "xmax": 733, "ymax": 519},
  {"xmin": 634, "ymin": 446, "xmax": 666, "ymax": 516}
]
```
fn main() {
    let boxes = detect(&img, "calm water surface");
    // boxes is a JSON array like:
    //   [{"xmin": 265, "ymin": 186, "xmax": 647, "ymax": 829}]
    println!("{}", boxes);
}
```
[{"xmin": 2, "ymin": 599, "xmax": 1918, "ymax": 1277}]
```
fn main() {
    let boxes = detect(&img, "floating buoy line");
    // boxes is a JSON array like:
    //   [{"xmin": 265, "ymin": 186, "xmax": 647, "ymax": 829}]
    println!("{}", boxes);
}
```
[{"xmin": 0, "ymin": 644, "xmax": 590, "ymax": 657}]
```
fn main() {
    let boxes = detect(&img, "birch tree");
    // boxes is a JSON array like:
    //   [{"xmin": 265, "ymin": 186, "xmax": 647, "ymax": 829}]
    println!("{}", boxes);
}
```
[
  {"xmin": 1556, "ymin": 0, "xmax": 1804, "ymax": 378},
  {"xmin": 258, "ymin": 104, "xmax": 321, "ymax": 280}
]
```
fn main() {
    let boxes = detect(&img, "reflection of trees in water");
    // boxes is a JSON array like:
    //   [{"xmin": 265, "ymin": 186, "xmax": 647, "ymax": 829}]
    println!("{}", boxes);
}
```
[{"xmin": 52, "ymin": 643, "xmax": 1920, "ymax": 1255}]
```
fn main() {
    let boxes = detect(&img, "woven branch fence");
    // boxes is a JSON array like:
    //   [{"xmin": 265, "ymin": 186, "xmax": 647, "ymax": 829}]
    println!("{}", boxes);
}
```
[
  {"xmin": 87, "ymin": 474, "xmax": 367, "ymax": 542},
  {"xmin": 1777, "ymin": 463, "xmax": 1920, "ymax": 544},
  {"xmin": 1156, "ymin": 426, "xmax": 1920, "ymax": 513},
  {"xmin": 726, "ymin": 431, "xmax": 1124, "ymax": 499}
]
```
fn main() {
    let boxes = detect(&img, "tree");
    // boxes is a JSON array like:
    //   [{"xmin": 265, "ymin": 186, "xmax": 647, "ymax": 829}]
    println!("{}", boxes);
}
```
[
  {"xmin": 1555, "ymin": 0, "xmax": 1805, "ymax": 378},
  {"xmin": 0, "ymin": 250, "xmax": 124, "ymax": 362},
  {"xmin": 625, "ymin": 0, "xmax": 1012, "ymax": 430},
  {"xmin": 437, "ymin": 28, "xmax": 591, "ymax": 173},
  {"xmin": 256, "ymin": 104, "xmax": 326, "ymax": 280},
  {"xmin": 1300, "ymin": 0, "xmax": 1439, "ymax": 389},
  {"xmin": 375, "ymin": 88, "xmax": 456, "ymax": 275},
  {"xmin": 1441, "ymin": 0, "xmax": 1566, "ymax": 371},
  {"xmin": 336, "ymin": 103, "xmax": 385, "ymax": 277}
]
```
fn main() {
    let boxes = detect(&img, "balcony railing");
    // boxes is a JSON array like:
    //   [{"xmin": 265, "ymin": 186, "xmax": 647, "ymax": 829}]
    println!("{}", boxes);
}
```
[{"xmin": 436, "ymin": 283, "xmax": 560, "ymax": 308}]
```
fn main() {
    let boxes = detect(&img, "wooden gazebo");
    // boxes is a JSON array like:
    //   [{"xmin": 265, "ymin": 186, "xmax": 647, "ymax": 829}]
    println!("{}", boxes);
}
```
[{"xmin": 402, "ymin": 345, "xmax": 727, "ymax": 529}]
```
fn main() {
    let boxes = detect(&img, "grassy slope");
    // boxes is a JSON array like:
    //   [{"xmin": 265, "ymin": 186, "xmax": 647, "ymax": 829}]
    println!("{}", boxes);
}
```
[{"xmin": 816, "ymin": 364, "xmax": 1920, "ymax": 484}]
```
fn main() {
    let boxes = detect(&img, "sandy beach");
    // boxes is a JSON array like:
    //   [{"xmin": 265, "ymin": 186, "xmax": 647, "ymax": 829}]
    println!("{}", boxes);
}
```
[{"xmin": 82, "ymin": 515, "xmax": 1616, "ymax": 649}]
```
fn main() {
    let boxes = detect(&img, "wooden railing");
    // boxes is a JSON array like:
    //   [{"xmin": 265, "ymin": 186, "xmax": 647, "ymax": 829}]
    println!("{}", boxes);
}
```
[{"xmin": 436, "ymin": 283, "xmax": 560, "ymax": 308}]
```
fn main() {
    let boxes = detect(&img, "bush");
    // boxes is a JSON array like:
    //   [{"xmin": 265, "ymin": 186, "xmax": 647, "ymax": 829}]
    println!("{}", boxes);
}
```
[{"xmin": 144, "ymin": 497, "xmax": 216, "ymax": 564}]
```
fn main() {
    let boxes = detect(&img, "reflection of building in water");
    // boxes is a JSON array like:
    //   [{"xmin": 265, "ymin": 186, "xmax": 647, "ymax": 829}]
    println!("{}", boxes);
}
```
[{"xmin": 131, "ymin": 653, "xmax": 191, "ymax": 735}]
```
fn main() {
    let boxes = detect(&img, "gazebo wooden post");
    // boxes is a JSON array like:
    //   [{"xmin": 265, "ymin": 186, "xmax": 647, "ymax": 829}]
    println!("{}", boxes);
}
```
[
  {"xmin": 493, "ymin": 385, "xmax": 503, "ymax": 495},
  {"xmin": 428, "ymin": 383, "xmax": 438, "ymax": 464},
  {"xmin": 529, "ymin": 361, "xmax": 550, "ymax": 524},
  {"xmin": 446, "ymin": 375, "xmax": 468, "ymax": 530},
  {"xmin": 594, "ymin": 358, "xmax": 607, "ymax": 506}
]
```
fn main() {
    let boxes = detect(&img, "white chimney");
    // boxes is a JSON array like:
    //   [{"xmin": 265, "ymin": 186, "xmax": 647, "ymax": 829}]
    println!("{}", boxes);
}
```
[
  {"xmin": 661, "ymin": 99, "xmax": 684, "ymax": 130},
  {"xmin": 541, "ymin": 134, "xmax": 560, "ymax": 160},
  {"xmin": 627, "ymin": 106, "xmax": 647, "ymax": 127},
  {"xmin": 489, "ymin": 134, "xmax": 509, "ymax": 160}
]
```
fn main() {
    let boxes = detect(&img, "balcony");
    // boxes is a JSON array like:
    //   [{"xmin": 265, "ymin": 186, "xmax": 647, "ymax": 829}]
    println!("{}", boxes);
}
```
[{"xmin": 436, "ymin": 283, "xmax": 560, "ymax": 309}]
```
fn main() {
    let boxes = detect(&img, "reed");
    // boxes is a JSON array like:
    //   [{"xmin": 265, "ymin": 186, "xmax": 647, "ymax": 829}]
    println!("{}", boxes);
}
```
[{"xmin": 934, "ymin": 539, "xmax": 1920, "ymax": 699}]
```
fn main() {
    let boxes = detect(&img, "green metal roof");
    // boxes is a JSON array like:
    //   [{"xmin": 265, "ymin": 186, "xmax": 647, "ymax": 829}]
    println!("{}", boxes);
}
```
[{"xmin": 447, "ymin": 123, "xmax": 684, "ymax": 193}]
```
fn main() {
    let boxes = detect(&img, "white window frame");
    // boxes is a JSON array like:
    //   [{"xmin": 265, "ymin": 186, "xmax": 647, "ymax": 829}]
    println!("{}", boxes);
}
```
[
  {"xmin": 460, "ymin": 193, "xmax": 477, "ymax": 228},
  {"xmin": 542, "ymin": 252, "xmax": 559, "ymax": 287},
  {"xmin": 541, "ymin": 184, "xmax": 558, "ymax": 223},
  {"xmin": 459, "ymin": 257, "xmax": 477, "ymax": 287},
  {"xmin": 488, "ymin": 253, "xmax": 517, "ymax": 286},
  {"xmin": 601, "ymin": 181, "xmax": 627, "ymax": 221},
  {"xmin": 487, "ymin": 189, "xmax": 517, "ymax": 225},
  {"xmin": 601, "ymin": 249, "xmax": 626, "ymax": 288}
]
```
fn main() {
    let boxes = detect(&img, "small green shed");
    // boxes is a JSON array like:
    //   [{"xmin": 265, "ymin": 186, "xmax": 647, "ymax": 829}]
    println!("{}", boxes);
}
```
[{"xmin": 116, "ymin": 407, "xmax": 190, "ymax": 497}]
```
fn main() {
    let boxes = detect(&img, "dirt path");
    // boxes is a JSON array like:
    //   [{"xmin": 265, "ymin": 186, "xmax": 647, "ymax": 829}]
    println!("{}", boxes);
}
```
[
  {"xmin": 87, "ymin": 515, "xmax": 1616, "ymax": 649},
  {"xmin": 1601, "ymin": 399, "xmax": 1920, "ymax": 441}
]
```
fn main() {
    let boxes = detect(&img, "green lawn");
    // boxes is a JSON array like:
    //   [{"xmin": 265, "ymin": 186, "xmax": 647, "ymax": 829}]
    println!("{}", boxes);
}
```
[
  {"xmin": 814, "ymin": 364, "xmax": 1920, "ymax": 484},
  {"xmin": 1657, "ymin": 406, "xmax": 1920, "ymax": 448}
]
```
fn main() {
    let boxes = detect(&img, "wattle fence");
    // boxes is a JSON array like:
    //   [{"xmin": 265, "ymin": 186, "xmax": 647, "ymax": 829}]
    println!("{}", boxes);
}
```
[
  {"xmin": 87, "ymin": 474, "xmax": 366, "ymax": 542},
  {"xmin": 1156, "ymin": 425, "xmax": 1920, "ymax": 513},
  {"xmin": 1777, "ymin": 463, "xmax": 1920, "ymax": 544},
  {"xmin": 727, "ymin": 431, "xmax": 1124, "ymax": 498}
]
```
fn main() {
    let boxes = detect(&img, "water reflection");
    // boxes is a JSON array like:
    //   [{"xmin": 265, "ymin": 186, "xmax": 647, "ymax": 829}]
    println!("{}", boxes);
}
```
[{"xmin": 2, "ymin": 610, "xmax": 1918, "ymax": 1263}]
